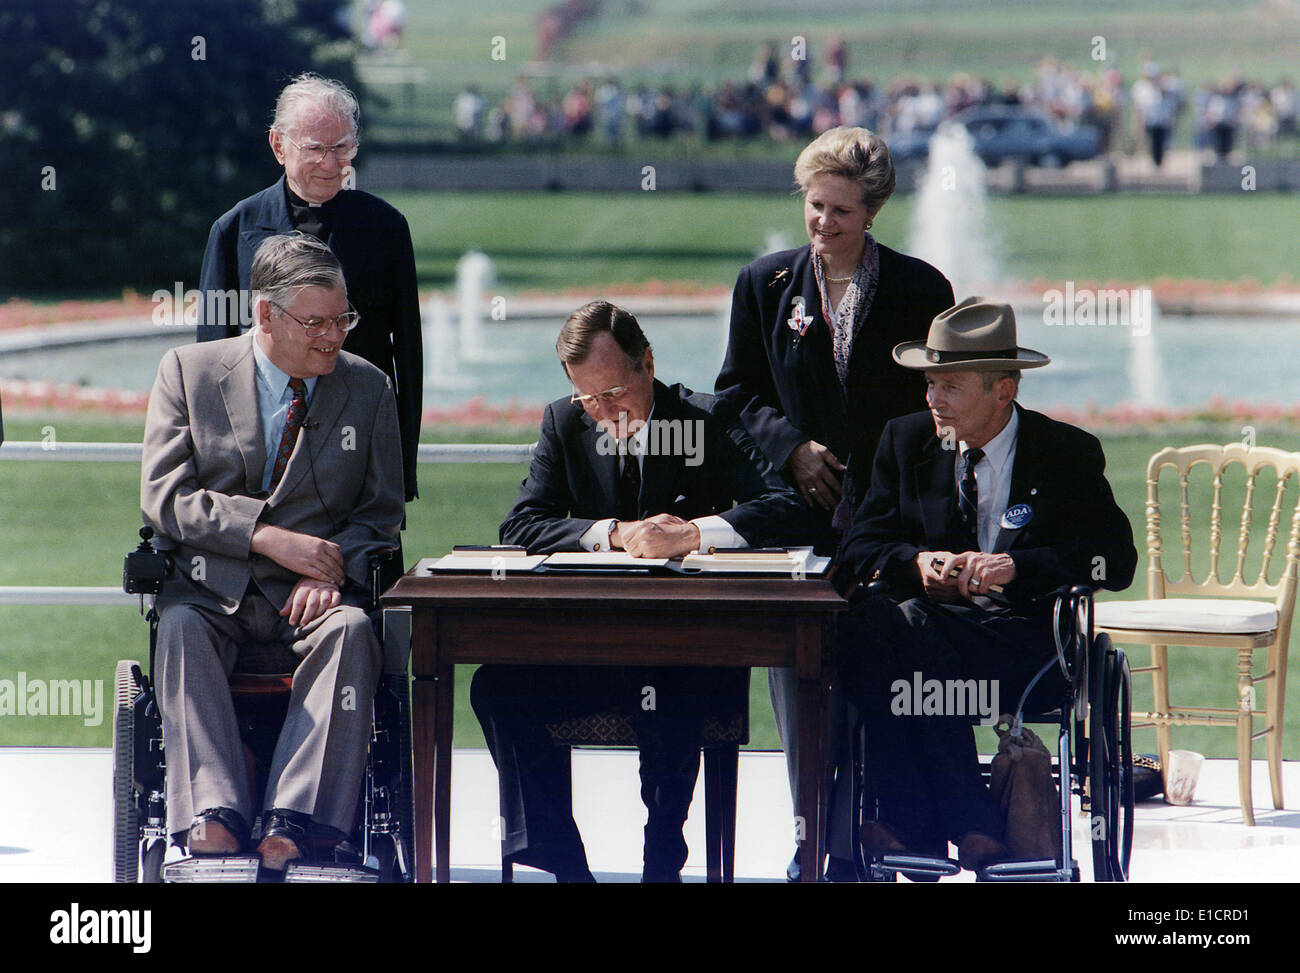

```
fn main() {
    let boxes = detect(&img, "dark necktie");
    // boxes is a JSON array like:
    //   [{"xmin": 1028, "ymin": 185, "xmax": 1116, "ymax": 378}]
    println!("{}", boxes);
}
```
[
  {"xmin": 957, "ymin": 446, "xmax": 985, "ymax": 550},
  {"xmin": 616, "ymin": 444, "xmax": 641, "ymax": 522},
  {"xmin": 270, "ymin": 378, "xmax": 307, "ymax": 491}
]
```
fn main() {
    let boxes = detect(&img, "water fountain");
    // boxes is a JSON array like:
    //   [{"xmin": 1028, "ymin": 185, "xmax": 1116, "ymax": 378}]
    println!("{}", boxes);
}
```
[
  {"xmin": 760, "ymin": 230, "xmax": 792, "ymax": 258},
  {"xmin": 906, "ymin": 123, "xmax": 999, "ymax": 300},
  {"xmin": 456, "ymin": 251, "xmax": 495, "ymax": 363},
  {"xmin": 1127, "ymin": 292, "xmax": 1165, "ymax": 408},
  {"xmin": 422, "ymin": 294, "xmax": 471, "ymax": 390}
]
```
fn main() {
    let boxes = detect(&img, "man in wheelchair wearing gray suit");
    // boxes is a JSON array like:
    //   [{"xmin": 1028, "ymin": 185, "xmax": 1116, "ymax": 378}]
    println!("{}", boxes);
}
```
[{"xmin": 139, "ymin": 233, "xmax": 404, "ymax": 870}]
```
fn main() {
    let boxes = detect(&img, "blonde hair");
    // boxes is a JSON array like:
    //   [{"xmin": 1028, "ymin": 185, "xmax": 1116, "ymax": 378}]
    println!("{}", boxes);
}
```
[{"xmin": 793, "ymin": 126, "xmax": 896, "ymax": 217}]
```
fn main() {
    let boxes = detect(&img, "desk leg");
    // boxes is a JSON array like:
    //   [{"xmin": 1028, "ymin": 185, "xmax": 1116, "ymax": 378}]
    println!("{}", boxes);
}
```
[
  {"xmin": 413, "ymin": 675, "xmax": 435, "ymax": 883},
  {"xmin": 795, "ymin": 617, "xmax": 829, "ymax": 883},
  {"xmin": 412, "ymin": 611, "xmax": 436, "ymax": 883},
  {"xmin": 434, "ymin": 659, "xmax": 454, "ymax": 883}
]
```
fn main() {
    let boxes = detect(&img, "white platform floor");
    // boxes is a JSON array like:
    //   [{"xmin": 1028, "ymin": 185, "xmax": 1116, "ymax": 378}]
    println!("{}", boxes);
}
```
[{"xmin": 3, "ymin": 747, "xmax": 1299, "ymax": 882}]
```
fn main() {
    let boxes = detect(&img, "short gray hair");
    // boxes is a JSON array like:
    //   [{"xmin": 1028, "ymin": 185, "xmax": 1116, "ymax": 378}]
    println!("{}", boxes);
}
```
[
  {"xmin": 271, "ymin": 73, "xmax": 360, "ymax": 138},
  {"xmin": 250, "ymin": 232, "xmax": 346, "ymax": 310},
  {"xmin": 793, "ymin": 126, "xmax": 896, "ymax": 219},
  {"xmin": 981, "ymin": 369, "xmax": 1022, "ymax": 397}
]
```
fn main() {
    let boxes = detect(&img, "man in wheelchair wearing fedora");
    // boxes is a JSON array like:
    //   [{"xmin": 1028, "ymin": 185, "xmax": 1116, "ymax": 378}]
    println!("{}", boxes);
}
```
[
  {"xmin": 835, "ymin": 297, "xmax": 1137, "ymax": 871},
  {"xmin": 140, "ymin": 232, "xmax": 404, "ymax": 870}
]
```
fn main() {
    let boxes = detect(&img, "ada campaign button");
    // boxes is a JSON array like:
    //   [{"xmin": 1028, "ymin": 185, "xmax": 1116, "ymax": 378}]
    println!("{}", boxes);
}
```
[{"xmin": 1000, "ymin": 503, "xmax": 1033, "ymax": 530}]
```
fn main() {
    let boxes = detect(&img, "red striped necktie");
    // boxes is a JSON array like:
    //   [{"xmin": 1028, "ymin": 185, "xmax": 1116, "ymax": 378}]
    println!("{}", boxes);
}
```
[{"xmin": 269, "ymin": 378, "xmax": 308, "ymax": 490}]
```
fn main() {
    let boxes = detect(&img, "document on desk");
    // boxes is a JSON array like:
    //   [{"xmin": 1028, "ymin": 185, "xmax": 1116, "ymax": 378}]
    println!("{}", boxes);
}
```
[
  {"xmin": 677, "ymin": 547, "xmax": 832, "ymax": 575},
  {"xmin": 420, "ymin": 554, "xmax": 548, "ymax": 573},
  {"xmin": 541, "ymin": 551, "xmax": 671, "ymax": 570}
]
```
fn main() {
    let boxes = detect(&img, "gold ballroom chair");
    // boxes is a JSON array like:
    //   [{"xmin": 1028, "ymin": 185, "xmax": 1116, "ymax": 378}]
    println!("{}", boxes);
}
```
[{"xmin": 1094, "ymin": 443, "xmax": 1300, "ymax": 825}]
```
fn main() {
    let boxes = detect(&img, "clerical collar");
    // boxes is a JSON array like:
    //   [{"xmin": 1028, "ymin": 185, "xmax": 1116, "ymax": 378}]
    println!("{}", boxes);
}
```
[{"xmin": 285, "ymin": 182, "xmax": 331, "ymax": 210}]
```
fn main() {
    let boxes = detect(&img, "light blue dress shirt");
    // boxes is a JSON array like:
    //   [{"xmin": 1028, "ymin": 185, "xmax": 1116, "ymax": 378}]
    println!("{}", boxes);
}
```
[{"xmin": 251, "ymin": 334, "xmax": 318, "ymax": 495}]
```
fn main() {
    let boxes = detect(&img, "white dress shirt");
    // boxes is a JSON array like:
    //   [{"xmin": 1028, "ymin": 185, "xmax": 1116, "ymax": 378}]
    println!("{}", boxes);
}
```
[
  {"xmin": 956, "ymin": 407, "xmax": 1019, "ymax": 554},
  {"xmin": 579, "ymin": 406, "xmax": 742, "ymax": 553}
]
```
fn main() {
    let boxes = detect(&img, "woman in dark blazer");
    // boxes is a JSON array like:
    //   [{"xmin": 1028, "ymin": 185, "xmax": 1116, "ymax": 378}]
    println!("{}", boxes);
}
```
[
  {"xmin": 716, "ymin": 126, "xmax": 955, "ymax": 553},
  {"xmin": 713, "ymin": 125, "xmax": 954, "ymax": 878}
]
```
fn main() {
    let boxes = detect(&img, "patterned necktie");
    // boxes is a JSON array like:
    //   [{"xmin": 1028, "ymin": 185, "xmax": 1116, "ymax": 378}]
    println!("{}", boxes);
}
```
[
  {"xmin": 269, "ymin": 378, "xmax": 308, "ymax": 491},
  {"xmin": 957, "ymin": 446, "xmax": 985, "ymax": 550},
  {"xmin": 616, "ymin": 443, "xmax": 641, "ymax": 522}
]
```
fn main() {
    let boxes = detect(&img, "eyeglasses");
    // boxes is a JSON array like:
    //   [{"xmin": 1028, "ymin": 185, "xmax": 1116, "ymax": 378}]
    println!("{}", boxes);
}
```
[
  {"xmin": 570, "ymin": 384, "xmax": 630, "ymax": 407},
  {"xmin": 280, "ymin": 134, "xmax": 359, "ymax": 163},
  {"xmin": 274, "ymin": 302, "xmax": 361, "ymax": 338}
]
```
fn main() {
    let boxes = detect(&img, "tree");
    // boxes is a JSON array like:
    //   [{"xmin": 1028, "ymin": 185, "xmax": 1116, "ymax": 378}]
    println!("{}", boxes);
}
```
[{"xmin": 0, "ymin": 0, "xmax": 358, "ymax": 293}]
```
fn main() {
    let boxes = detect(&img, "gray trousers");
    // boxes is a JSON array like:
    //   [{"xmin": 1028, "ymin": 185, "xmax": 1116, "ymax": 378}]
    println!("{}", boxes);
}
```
[
  {"xmin": 155, "ymin": 592, "xmax": 382, "ymax": 836},
  {"xmin": 768, "ymin": 666, "xmax": 856, "ymax": 862}
]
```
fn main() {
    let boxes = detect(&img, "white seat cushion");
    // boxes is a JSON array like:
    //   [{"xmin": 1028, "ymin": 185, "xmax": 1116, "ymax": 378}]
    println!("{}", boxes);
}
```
[{"xmin": 1095, "ymin": 598, "xmax": 1278, "ymax": 635}]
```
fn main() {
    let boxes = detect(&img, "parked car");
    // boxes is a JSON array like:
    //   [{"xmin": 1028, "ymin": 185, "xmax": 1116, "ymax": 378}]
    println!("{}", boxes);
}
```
[{"xmin": 890, "ymin": 105, "xmax": 1103, "ymax": 167}]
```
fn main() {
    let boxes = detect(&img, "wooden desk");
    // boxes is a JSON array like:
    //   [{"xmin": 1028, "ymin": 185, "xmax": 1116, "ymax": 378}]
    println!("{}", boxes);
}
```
[{"xmin": 382, "ymin": 570, "xmax": 847, "ymax": 882}]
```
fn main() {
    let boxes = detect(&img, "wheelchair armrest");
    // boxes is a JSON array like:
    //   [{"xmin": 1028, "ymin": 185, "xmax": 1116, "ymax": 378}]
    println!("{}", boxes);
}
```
[
  {"xmin": 368, "ymin": 547, "xmax": 402, "ymax": 611},
  {"xmin": 1049, "ymin": 585, "xmax": 1096, "ymax": 695}
]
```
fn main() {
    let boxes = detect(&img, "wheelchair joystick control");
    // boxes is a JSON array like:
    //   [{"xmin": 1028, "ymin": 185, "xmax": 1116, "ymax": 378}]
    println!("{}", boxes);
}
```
[{"xmin": 124, "ymin": 525, "xmax": 170, "ymax": 598}]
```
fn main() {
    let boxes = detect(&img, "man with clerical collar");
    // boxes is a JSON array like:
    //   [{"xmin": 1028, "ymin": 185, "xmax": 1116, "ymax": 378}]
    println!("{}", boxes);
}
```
[
  {"xmin": 472, "ymin": 301, "xmax": 809, "ymax": 882},
  {"xmin": 197, "ymin": 73, "xmax": 422, "ymax": 504},
  {"xmin": 835, "ymin": 296, "xmax": 1137, "ymax": 871}
]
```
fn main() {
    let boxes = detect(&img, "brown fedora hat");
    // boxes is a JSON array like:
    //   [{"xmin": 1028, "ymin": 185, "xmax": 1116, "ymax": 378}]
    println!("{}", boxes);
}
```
[{"xmin": 892, "ymin": 297, "xmax": 1050, "ymax": 372}]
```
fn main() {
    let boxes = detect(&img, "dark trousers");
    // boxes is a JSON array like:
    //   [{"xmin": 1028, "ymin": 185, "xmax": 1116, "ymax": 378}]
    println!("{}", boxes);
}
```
[
  {"xmin": 471, "ymin": 664, "xmax": 745, "ymax": 878},
  {"xmin": 836, "ymin": 594, "xmax": 1058, "ymax": 850}
]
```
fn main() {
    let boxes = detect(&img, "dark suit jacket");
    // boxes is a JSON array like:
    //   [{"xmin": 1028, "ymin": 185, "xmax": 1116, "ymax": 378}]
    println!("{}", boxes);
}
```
[
  {"xmin": 714, "ymin": 243, "xmax": 954, "ymax": 550},
  {"xmin": 837, "ymin": 404, "xmax": 1137, "ymax": 614},
  {"xmin": 196, "ymin": 176, "xmax": 422, "ymax": 501},
  {"xmin": 140, "ymin": 334, "xmax": 405, "ymax": 615},
  {"xmin": 500, "ymin": 380, "xmax": 809, "ymax": 554}
]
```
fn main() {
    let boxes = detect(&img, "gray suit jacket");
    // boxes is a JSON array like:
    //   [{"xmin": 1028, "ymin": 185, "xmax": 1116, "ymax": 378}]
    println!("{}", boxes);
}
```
[{"xmin": 140, "ymin": 332, "xmax": 405, "ymax": 614}]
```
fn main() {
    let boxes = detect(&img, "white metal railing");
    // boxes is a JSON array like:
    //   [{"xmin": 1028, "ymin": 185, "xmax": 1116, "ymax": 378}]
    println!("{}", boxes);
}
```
[
  {"xmin": 0, "ymin": 440, "xmax": 534, "ymax": 605},
  {"xmin": 0, "ymin": 441, "xmax": 534, "ymax": 463}
]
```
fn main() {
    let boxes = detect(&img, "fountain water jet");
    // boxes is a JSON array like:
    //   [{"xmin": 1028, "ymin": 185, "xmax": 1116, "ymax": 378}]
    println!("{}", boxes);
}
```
[{"xmin": 906, "ymin": 123, "xmax": 1000, "ymax": 299}]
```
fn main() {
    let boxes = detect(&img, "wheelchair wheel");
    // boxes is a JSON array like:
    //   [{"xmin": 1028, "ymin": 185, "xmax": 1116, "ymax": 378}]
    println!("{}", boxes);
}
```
[
  {"xmin": 1088, "ymin": 636, "xmax": 1134, "ymax": 882},
  {"xmin": 368, "ymin": 669, "xmax": 415, "ymax": 883},
  {"xmin": 112, "ymin": 660, "xmax": 143, "ymax": 883}
]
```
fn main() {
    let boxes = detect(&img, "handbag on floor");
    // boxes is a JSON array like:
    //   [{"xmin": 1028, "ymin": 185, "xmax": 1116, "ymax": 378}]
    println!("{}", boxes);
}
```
[{"xmin": 989, "ymin": 716, "xmax": 1062, "ymax": 861}]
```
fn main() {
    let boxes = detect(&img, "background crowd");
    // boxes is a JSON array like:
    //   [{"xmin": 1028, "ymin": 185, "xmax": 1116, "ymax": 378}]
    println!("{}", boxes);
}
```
[{"xmin": 449, "ymin": 43, "xmax": 1297, "ymax": 165}]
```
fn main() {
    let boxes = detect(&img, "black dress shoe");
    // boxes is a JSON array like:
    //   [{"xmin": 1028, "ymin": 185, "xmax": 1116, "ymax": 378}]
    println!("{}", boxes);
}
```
[
  {"xmin": 507, "ymin": 846, "xmax": 595, "ymax": 883},
  {"xmin": 824, "ymin": 855, "xmax": 858, "ymax": 882},
  {"xmin": 787, "ymin": 850, "xmax": 859, "ymax": 882},
  {"xmin": 257, "ymin": 808, "xmax": 313, "ymax": 871},
  {"xmin": 957, "ymin": 831, "xmax": 1012, "ymax": 872},
  {"xmin": 188, "ymin": 807, "xmax": 249, "ymax": 856}
]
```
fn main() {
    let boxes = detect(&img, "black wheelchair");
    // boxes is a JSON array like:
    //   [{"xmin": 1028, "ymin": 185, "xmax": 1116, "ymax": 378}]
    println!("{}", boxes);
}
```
[
  {"xmin": 851, "ymin": 584, "xmax": 1135, "ymax": 883},
  {"xmin": 113, "ymin": 527, "xmax": 415, "ymax": 883}
]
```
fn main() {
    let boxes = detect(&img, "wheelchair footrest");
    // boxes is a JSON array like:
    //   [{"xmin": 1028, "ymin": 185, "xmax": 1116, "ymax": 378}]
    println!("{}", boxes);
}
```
[
  {"xmin": 977, "ymin": 858, "xmax": 1075, "ymax": 883},
  {"xmin": 281, "ymin": 861, "xmax": 380, "ymax": 883},
  {"xmin": 162, "ymin": 856, "xmax": 261, "ymax": 883},
  {"xmin": 878, "ymin": 854, "xmax": 962, "ymax": 878}
]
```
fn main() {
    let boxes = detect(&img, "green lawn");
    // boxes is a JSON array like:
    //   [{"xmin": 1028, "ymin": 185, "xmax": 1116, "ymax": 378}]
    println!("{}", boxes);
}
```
[
  {"xmin": 390, "ymin": 192, "xmax": 1300, "ymax": 292},
  {"xmin": 5, "ymin": 412, "xmax": 1300, "ymax": 762}
]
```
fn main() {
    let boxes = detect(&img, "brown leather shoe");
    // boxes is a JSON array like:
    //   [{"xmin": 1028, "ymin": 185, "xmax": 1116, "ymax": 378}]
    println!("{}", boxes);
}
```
[
  {"xmin": 957, "ymin": 831, "xmax": 1012, "ymax": 871},
  {"xmin": 188, "ymin": 808, "xmax": 248, "ymax": 856},
  {"xmin": 256, "ymin": 809, "xmax": 311, "ymax": 871},
  {"xmin": 860, "ymin": 820, "xmax": 909, "ymax": 858}
]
